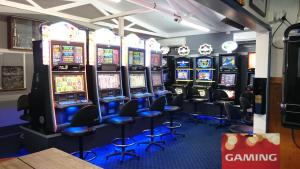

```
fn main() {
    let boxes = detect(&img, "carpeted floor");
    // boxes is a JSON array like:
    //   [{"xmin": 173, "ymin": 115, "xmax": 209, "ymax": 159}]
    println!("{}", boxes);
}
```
[{"xmin": 89, "ymin": 118, "xmax": 226, "ymax": 169}]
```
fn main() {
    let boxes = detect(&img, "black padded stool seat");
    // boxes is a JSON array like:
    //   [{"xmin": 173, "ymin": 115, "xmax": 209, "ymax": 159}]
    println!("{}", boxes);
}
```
[
  {"xmin": 161, "ymin": 94, "xmax": 185, "ymax": 139},
  {"xmin": 107, "ymin": 116, "xmax": 134, "ymax": 124},
  {"xmin": 139, "ymin": 111, "xmax": 161, "ymax": 117},
  {"xmin": 62, "ymin": 105, "xmax": 99, "ymax": 161},
  {"xmin": 17, "ymin": 94, "xmax": 30, "ymax": 122},
  {"xmin": 63, "ymin": 126, "xmax": 93, "ymax": 137},
  {"xmin": 138, "ymin": 97, "xmax": 166, "ymax": 151},
  {"xmin": 106, "ymin": 100, "xmax": 140, "ymax": 163},
  {"xmin": 164, "ymin": 105, "xmax": 180, "ymax": 112}
]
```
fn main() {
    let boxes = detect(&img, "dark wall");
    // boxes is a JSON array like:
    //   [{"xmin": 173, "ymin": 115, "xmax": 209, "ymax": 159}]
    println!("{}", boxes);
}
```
[{"xmin": 186, "ymin": 32, "xmax": 233, "ymax": 54}]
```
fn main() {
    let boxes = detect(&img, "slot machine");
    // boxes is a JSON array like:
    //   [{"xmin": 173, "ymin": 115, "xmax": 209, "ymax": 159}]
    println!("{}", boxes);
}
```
[
  {"xmin": 192, "ymin": 56, "xmax": 215, "ymax": 101},
  {"xmin": 218, "ymin": 54, "xmax": 240, "ymax": 104},
  {"xmin": 146, "ymin": 38, "xmax": 170, "ymax": 98},
  {"xmin": 30, "ymin": 22, "xmax": 93, "ymax": 133},
  {"xmin": 88, "ymin": 28, "xmax": 125, "ymax": 120},
  {"xmin": 247, "ymin": 52, "xmax": 256, "ymax": 91},
  {"xmin": 123, "ymin": 34, "xmax": 152, "ymax": 110},
  {"xmin": 173, "ymin": 57, "xmax": 193, "ymax": 99}
]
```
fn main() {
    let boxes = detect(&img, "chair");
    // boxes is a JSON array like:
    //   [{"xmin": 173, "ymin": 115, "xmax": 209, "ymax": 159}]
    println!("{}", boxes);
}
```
[
  {"xmin": 106, "ymin": 100, "xmax": 140, "ymax": 162},
  {"xmin": 161, "ymin": 94, "xmax": 186, "ymax": 139},
  {"xmin": 239, "ymin": 96, "xmax": 254, "ymax": 125},
  {"xmin": 62, "ymin": 105, "xmax": 99, "ymax": 161},
  {"xmin": 224, "ymin": 101, "xmax": 253, "ymax": 134},
  {"xmin": 188, "ymin": 87, "xmax": 210, "ymax": 124},
  {"xmin": 212, "ymin": 89, "xmax": 231, "ymax": 128},
  {"xmin": 17, "ymin": 95, "xmax": 30, "ymax": 122},
  {"xmin": 138, "ymin": 96, "xmax": 166, "ymax": 151}
]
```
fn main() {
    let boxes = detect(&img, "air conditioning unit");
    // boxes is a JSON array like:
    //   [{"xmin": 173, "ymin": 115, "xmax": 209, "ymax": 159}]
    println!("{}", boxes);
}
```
[
  {"xmin": 158, "ymin": 37, "xmax": 186, "ymax": 47},
  {"xmin": 233, "ymin": 31, "xmax": 256, "ymax": 42}
]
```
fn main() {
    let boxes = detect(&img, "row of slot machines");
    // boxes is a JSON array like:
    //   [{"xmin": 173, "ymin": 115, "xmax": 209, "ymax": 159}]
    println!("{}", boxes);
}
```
[
  {"xmin": 164, "ymin": 52, "xmax": 256, "ymax": 104},
  {"xmin": 29, "ymin": 22, "xmax": 168, "ymax": 133}
]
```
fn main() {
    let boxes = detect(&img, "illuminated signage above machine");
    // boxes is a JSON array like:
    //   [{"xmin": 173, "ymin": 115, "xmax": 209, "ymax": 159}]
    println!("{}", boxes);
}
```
[
  {"xmin": 222, "ymin": 41, "xmax": 238, "ymax": 53},
  {"xmin": 178, "ymin": 45, "xmax": 190, "ymax": 56},
  {"xmin": 161, "ymin": 46, "xmax": 170, "ymax": 55},
  {"xmin": 198, "ymin": 43, "xmax": 213, "ymax": 55}
]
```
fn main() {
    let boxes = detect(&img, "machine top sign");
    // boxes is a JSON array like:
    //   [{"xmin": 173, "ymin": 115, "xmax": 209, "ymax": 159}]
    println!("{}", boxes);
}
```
[
  {"xmin": 198, "ymin": 43, "xmax": 213, "ymax": 55},
  {"xmin": 178, "ymin": 45, "xmax": 190, "ymax": 56},
  {"xmin": 222, "ymin": 41, "xmax": 238, "ymax": 53}
]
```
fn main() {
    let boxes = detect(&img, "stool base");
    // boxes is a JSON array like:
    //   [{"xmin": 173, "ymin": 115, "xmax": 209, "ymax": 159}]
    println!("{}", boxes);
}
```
[
  {"xmin": 138, "ymin": 140, "xmax": 165, "ymax": 151},
  {"xmin": 106, "ymin": 149, "xmax": 140, "ymax": 163}
]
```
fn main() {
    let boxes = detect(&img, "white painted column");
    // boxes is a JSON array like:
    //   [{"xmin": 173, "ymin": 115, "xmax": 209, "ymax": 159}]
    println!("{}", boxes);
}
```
[{"xmin": 254, "ymin": 31, "xmax": 270, "ymax": 134}]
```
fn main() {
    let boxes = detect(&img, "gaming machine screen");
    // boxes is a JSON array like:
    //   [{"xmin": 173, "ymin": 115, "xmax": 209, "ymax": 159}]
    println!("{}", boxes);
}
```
[
  {"xmin": 222, "ymin": 56, "xmax": 235, "ymax": 67},
  {"xmin": 130, "ymin": 74, "xmax": 146, "ymax": 88},
  {"xmin": 54, "ymin": 74, "xmax": 85, "ymax": 93},
  {"xmin": 176, "ymin": 70, "xmax": 189, "ymax": 80},
  {"xmin": 197, "ymin": 58, "xmax": 212, "ymax": 68},
  {"xmin": 220, "ymin": 73, "xmax": 236, "ymax": 86},
  {"xmin": 152, "ymin": 73, "xmax": 162, "ymax": 86},
  {"xmin": 151, "ymin": 53, "xmax": 161, "ymax": 67},
  {"xmin": 197, "ymin": 70, "xmax": 213, "ymax": 81},
  {"xmin": 98, "ymin": 73, "xmax": 120, "ymax": 90},
  {"xmin": 52, "ymin": 45, "xmax": 83, "ymax": 65},
  {"xmin": 129, "ymin": 50, "xmax": 145, "ymax": 66},
  {"xmin": 97, "ymin": 47, "xmax": 120, "ymax": 65}
]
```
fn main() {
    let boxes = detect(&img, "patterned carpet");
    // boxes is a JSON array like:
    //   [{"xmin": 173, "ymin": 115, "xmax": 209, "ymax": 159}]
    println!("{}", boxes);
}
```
[{"xmin": 89, "ymin": 118, "xmax": 225, "ymax": 169}]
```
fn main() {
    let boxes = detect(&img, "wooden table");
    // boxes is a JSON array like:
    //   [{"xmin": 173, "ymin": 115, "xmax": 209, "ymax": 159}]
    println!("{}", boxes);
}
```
[{"xmin": 0, "ymin": 148, "xmax": 102, "ymax": 169}]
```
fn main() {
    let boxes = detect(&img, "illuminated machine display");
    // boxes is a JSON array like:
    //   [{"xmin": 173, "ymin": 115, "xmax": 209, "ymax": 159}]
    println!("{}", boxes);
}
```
[
  {"xmin": 88, "ymin": 28, "xmax": 125, "ymax": 119},
  {"xmin": 123, "ymin": 34, "xmax": 152, "ymax": 110},
  {"xmin": 218, "ymin": 54, "xmax": 240, "ymax": 103},
  {"xmin": 146, "ymin": 38, "xmax": 170, "ymax": 97},
  {"xmin": 192, "ymin": 56, "xmax": 215, "ymax": 100},
  {"xmin": 30, "ymin": 22, "xmax": 92, "ymax": 132},
  {"xmin": 173, "ymin": 56, "xmax": 193, "ymax": 98},
  {"xmin": 247, "ymin": 52, "xmax": 256, "ymax": 89}
]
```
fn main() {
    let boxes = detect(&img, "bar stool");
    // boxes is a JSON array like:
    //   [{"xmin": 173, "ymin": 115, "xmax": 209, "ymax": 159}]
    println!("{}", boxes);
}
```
[
  {"xmin": 62, "ymin": 105, "xmax": 99, "ymax": 161},
  {"xmin": 161, "ymin": 94, "xmax": 185, "ymax": 139},
  {"xmin": 138, "ymin": 96, "xmax": 166, "ymax": 151},
  {"xmin": 17, "ymin": 94, "xmax": 30, "ymax": 122},
  {"xmin": 106, "ymin": 100, "xmax": 140, "ymax": 163},
  {"xmin": 212, "ymin": 90, "xmax": 231, "ymax": 128}
]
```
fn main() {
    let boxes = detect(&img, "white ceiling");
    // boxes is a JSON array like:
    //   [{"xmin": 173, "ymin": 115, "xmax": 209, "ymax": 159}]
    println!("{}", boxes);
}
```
[{"xmin": 0, "ymin": 0, "xmax": 239, "ymax": 38}]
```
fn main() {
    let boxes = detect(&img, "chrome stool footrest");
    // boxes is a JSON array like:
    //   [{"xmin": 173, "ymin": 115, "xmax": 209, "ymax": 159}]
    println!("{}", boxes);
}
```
[
  {"xmin": 163, "ymin": 121, "xmax": 182, "ymax": 129},
  {"xmin": 142, "ymin": 128, "xmax": 163, "ymax": 137},
  {"xmin": 71, "ymin": 151, "xmax": 97, "ymax": 162},
  {"xmin": 112, "ymin": 137, "xmax": 136, "ymax": 147}
]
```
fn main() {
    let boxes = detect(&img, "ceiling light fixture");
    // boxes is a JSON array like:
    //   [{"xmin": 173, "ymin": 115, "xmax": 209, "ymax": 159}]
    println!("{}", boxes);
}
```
[{"xmin": 180, "ymin": 20, "xmax": 210, "ymax": 32}]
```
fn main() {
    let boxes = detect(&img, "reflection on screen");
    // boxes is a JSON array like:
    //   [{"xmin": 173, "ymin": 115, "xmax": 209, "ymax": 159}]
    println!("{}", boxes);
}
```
[
  {"xmin": 248, "ymin": 52, "xmax": 256, "ymax": 69},
  {"xmin": 197, "ymin": 58, "xmax": 212, "ymax": 68},
  {"xmin": 129, "ymin": 50, "xmax": 144, "ymax": 66},
  {"xmin": 197, "ymin": 70, "xmax": 212, "ymax": 81},
  {"xmin": 220, "ymin": 74, "xmax": 236, "ymax": 85},
  {"xmin": 97, "ymin": 48, "xmax": 119, "ymax": 65},
  {"xmin": 222, "ymin": 56, "xmax": 235, "ymax": 67},
  {"xmin": 176, "ymin": 70, "xmax": 189, "ymax": 80},
  {"xmin": 151, "ymin": 54, "xmax": 161, "ymax": 67},
  {"xmin": 249, "ymin": 74, "xmax": 255, "ymax": 86},
  {"xmin": 98, "ymin": 74, "xmax": 120, "ymax": 89},
  {"xmin": 130, "ymin": 74, "xmax": 146, "ymax": 88},
  {"xmin": 152, "ymin": 73, "xmax": 162, "ymax": 86},
  {"xmin": 54, "ymin": 75, "xmax": 84, "ymax": 93},
  {"xmin": 52, "ymin": 45, "xmax": 83, "ymax": 65}
]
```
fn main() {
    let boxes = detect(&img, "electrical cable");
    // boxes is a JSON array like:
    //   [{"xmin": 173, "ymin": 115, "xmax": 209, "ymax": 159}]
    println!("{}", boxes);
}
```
[
  {"xmin": 272, "ymin": 20, "xmax": 284, "ymax": 49},
  {"xmin": 291, "ymin": 129, "xmax": 300, "ymax": 149}
]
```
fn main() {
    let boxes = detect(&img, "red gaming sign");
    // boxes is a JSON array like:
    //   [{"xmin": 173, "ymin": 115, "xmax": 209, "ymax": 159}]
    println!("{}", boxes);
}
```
[{"xmin": 222, "ymin": 133, "xmax": 280, "ymax": 169}]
